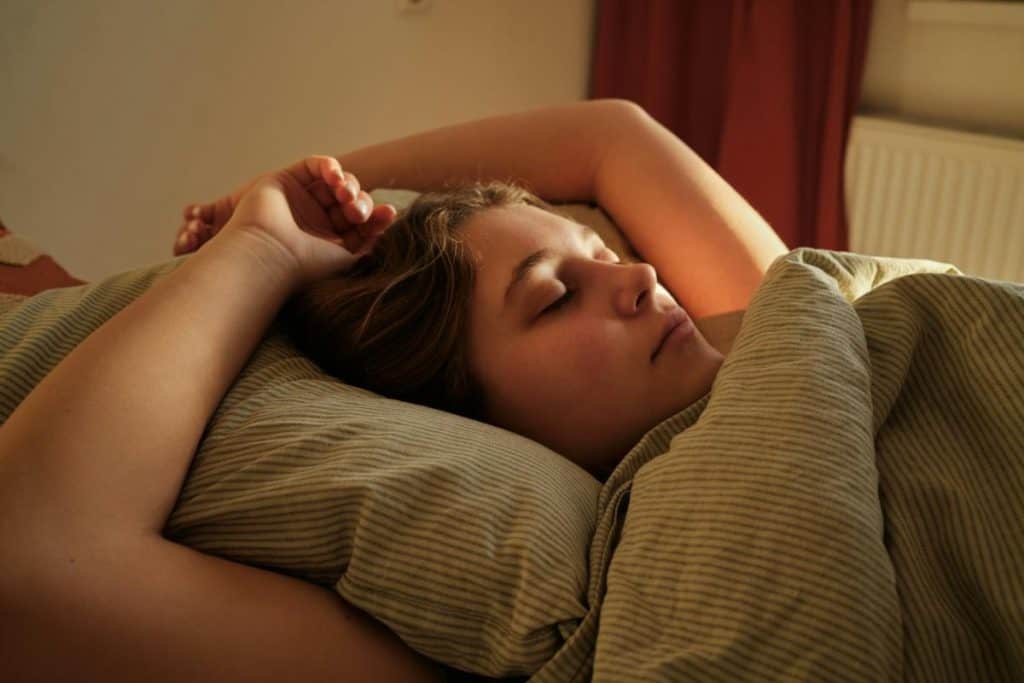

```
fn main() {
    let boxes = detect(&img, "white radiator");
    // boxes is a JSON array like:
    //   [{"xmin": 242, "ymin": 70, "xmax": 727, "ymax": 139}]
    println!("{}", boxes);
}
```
[{"xmin": 845, "ymin": 115, "xmax": 1024, "ymax": 283}]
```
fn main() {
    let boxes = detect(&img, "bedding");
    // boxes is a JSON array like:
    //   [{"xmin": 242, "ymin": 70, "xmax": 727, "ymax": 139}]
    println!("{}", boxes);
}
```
[
  {"xmin": 0, "ymin": 218, "xmax": 85, "ymax": 295},
  {"xmin": 2, "ymin": 210, "xmax": 1022, "ymax": 681},
  {"xmin": 530, "ymin": 247, "xmax": 1023, "ymax": 682}
]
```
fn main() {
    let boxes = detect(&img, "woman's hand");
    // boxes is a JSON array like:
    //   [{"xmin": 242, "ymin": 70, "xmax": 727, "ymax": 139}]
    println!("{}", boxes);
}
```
[{"xmin": 178, "ymin": 155, "xmax": 397, "ymax": 288}]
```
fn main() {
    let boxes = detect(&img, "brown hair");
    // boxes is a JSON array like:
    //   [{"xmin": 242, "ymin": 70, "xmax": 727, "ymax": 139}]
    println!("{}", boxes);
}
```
[{"xmin": 280, "ymin": 181, "xmax": 560, "ymax": 421}]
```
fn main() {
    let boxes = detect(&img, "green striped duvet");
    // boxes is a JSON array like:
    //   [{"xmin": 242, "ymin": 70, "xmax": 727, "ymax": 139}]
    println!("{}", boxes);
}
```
[{"xmin": 533, "ymin": 247, "xmax": 1023, "ymax": 682}]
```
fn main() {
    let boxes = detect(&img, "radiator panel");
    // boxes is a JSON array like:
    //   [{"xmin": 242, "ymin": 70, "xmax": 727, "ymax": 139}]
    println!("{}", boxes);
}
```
[{"xmin": 845, "ymin": 116, "xmax": 1024, "ymax": 284}]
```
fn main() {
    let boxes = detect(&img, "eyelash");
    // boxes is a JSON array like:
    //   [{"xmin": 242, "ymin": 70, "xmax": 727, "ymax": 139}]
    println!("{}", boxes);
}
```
[
  {"xmin": 539, "ymin": 250, "xmax": 621, "ymax": 316},
  {"xmin": 541, "ymin": 289, "xmax": 575, "ymax": 316}
]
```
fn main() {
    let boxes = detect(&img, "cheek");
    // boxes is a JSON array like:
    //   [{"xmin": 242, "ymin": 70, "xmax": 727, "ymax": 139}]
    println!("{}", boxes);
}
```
[
  {"xmin": 551, "ymin": 319, "xmax": 622, "ymax": 379},
  {"xmin": 491, "ymin": 320, "xmax": 629, "ymax": 399}
]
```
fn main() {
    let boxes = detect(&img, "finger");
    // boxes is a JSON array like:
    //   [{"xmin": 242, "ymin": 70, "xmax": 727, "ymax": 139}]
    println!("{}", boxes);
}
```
[
  {"xmin": 372, "ymin": 203, "xmax": 398, "ymax": 225},
  {"xmin": 185, "ymin": 220, "xmax": 207, "ymax": 251},
  {"xmin": 330, "ymin": 220, "xmax": 385, "ymax": 256},
  {"xmin": 327, "ymin": 204, "xmax": 348, "ymax": 232},
  {"xmin": 173, "ymin": 229, "xmax": 190, "ymax": 255},
  {"xmin": 320, "ymin": 205, "xmax": 360, "ymax": 249},
  {"xmin": 344, "ymin": 191, "xmax": 374, "ymax": 224},
  {"xmin": 319, "ymin": 155, "xmax": 346, "ymax": 186},
  {"xmin": 196, "ymin": 219, "xmax": 215, "ymax": 244},
  {"xmin": 355, "ymin": 204, "xmax": 397, "ymax": 237},
  {"xmin": 284, "ymin": 155, "xmax": 342, "ymax": 189},
  {"xmin": 352, "ymin": 215, "xmax": 396, "ymax": 257},
  {"xmin": 340, "ymin": 171, "xmax": 361, "ymax": 204},
  {"xmin": 328, "ymin": 196, "xmax": 389, "ymax": 234},
  {"xmin": 175, "ymin": 224, "xmax": 197, "ymax": 255},
  {"xmin": 182, "ymin": 202, "xmax": 213, "ymax": 224},
  {"xmin": 309, "ymin": 180, "xmax": 336, "ymax": 208},
  {"xmin": 326, "ymin": 173, "xmax": 359, "ymax": 205}
]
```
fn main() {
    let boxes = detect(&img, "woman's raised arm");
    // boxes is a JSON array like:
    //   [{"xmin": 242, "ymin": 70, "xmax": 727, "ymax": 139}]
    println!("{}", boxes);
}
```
[
  {"xmin": 338, "ymin": 98, "xmax": 788, "ymax": 318},
  {"xmin": 0, "ymin": 157, "xmax": 442, "ymax": 681}
]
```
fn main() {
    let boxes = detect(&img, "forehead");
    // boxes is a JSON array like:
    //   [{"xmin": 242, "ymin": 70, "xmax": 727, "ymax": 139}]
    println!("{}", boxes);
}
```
[{"xmin": 461, "ymin": 204, "xmax": 596, "ymax": 271}]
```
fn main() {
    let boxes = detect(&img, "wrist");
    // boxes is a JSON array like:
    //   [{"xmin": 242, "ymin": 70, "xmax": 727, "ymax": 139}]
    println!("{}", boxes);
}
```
[{"xmin": 206, "ymin": 227, "xmax": 303, "ymax": 294}]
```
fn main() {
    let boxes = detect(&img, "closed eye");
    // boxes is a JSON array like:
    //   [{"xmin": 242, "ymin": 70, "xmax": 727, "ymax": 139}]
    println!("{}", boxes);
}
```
[
  {"xmin": 540, "ymin": 288, "xmax": 575, "ymax": 315},
  {"xmin": 538, "ymin": 249, "xmax": 620, "ymax": 317}
]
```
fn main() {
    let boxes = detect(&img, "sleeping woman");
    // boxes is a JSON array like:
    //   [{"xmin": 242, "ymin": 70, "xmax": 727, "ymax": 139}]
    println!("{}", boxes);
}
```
[
  {"xmin": 0, "ymin": 99, "xmax": 788, "ymax": 680},
  {"xmin": 174, "ymin": 99, "xmax": 786, "ymax": 480}
]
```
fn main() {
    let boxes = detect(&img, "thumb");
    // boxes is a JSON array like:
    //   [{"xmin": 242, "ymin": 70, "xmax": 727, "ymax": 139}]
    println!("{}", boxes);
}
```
[{"xmin": 353, "ymin": 206, "xmax": 397, "ymax": 257}]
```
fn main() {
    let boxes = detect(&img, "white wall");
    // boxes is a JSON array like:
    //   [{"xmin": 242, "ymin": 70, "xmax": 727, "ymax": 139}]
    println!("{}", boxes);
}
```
[
  {"xmin": 859, "ymin": 0, "xmax": 1024, "ymax": 138},
  {"xmin": 0, "ymin": 0, "xmax": 596, "ymax": 281}
]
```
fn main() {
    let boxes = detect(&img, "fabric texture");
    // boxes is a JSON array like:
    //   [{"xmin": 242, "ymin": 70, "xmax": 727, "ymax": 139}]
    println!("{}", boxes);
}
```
[{"xmin": 530, "ymin": 247, "xmax": 1024, "ymax": 682}]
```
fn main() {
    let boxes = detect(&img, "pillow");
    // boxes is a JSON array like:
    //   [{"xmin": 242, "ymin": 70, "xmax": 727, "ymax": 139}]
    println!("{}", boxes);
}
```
[
  {"xmin": 0, "ymin": 192, "xmax": 639, "ymax": 679},
  {"xmin": 0, "ymin": 218, "xmax": 87, "ymax": 295}
]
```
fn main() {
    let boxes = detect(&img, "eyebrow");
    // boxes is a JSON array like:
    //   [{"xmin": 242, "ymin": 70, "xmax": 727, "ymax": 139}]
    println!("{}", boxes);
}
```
[{"xmin": 503, "ymin": 222, "xmax": 600, "ymax": 309}]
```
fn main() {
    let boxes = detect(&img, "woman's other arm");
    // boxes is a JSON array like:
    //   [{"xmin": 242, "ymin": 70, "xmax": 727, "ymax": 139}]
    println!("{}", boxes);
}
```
[
  {"xmin": 2, "ymin": 533, "xmax": 444, "ymax": 682},
  {"xmin": 338, "ymin": 99, "xmax": 787, "ymax": 318},
  {"xmin": 0, "ymin": 160, "xmax": 442, "ymax": 682}
]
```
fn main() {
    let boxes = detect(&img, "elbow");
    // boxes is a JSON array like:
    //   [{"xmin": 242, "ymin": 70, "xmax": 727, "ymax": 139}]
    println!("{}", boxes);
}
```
[
  {"xmin": 583, "ymin": 98, "xmax": 658, "ymax": 191},
  {"xmin": 586, "ymin": 97, "xmax": 654, "ymax": 127},
  {"xmin": 584, "ymin": 98, "xmax": 659, "ymax": 156}
]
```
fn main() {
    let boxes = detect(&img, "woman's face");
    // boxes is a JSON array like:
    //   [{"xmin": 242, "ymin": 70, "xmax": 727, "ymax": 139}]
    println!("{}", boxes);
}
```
[{"xmin": 461, "ymin": 204, "xmax": 724, "ymax": 479}]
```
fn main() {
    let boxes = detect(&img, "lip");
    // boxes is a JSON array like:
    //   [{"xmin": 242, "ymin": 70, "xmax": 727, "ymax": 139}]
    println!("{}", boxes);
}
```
[{"xmin": 650, "ymin": 306, "xmax": 691, "ymax": 362}]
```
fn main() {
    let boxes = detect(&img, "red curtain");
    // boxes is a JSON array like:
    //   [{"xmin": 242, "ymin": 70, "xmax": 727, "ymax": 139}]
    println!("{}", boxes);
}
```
[{"xmin": 591, "ymin": 0, "xmax": 873, "ymax": 250}]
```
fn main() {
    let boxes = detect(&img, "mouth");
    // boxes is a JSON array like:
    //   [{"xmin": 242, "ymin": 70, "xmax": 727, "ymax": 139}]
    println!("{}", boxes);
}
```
[{"xmin": 650, "ymin": 306, "xmax": 690, "ymax": 363}]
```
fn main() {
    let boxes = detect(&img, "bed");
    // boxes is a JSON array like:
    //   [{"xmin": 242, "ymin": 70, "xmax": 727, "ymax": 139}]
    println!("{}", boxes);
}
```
[{"xmin": 2, "ymin": 203, "xmax": 1022, "ymax": 682}]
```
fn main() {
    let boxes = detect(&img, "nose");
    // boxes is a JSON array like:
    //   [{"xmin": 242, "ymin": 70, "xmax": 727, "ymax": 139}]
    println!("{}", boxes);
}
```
[{"xmin": 613, "ymin": 261, "xmax": 658, "ymax": 316}]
